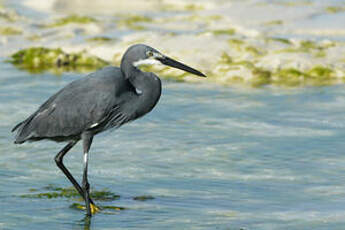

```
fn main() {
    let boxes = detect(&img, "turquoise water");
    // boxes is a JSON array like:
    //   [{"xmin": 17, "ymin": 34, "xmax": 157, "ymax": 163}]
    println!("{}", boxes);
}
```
[{"xmin": 2, "ymin": 58, "xmax": 345, "ymax": 229}]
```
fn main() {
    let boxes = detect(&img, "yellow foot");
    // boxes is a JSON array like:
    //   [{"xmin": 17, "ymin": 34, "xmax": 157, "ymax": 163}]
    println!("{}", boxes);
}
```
[{"xmin": 90, "ymin": 203, "xmax": 100, "ymax": 214}]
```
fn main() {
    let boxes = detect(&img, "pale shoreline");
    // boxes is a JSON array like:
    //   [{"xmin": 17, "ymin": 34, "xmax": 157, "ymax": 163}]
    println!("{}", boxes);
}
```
[{"xmin": 1, "ymin": 0, "xmax": 345, "ymax": 87}]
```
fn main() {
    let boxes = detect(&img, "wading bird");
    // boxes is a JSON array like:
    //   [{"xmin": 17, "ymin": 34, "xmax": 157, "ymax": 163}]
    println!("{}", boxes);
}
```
[{"xmin": 12, "ymin": 44, "xmax": 206, "ymax": 216}]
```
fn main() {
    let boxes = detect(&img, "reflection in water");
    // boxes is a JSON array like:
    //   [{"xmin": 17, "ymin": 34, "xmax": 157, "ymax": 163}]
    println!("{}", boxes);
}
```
[
  {"xmin": 82, "ymin": 216, "xmax": 91, "ymax": 230},
  {"xmin": 72, "ymin": 216, "xmax": 91, "ymax": 230}
]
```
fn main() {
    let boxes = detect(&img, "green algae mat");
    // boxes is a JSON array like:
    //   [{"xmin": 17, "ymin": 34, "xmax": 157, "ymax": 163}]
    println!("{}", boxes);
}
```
[{"xmin": 20, "ymin": 184, "xmax": 155, "ymax": 214}]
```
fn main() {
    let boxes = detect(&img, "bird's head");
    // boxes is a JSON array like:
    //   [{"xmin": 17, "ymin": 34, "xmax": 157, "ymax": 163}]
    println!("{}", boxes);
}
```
[{"xmin": 121, "ymin": 44, "xmax": 206, "ymax": 78}]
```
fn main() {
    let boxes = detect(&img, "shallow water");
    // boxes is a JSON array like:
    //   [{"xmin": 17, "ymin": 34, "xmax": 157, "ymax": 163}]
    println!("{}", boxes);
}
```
[
  {"xmin": 2, "ymin": 57, "xmax": 345, "ymax": 229},
  {"xmin": 1, "ymin": 0, "xmax": 345, "ymax": 229}
]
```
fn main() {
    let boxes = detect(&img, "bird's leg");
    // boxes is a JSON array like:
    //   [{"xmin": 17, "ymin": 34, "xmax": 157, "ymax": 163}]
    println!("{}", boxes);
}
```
[
  {"xmin": 54, "ymin": 140, "xmax": 96, "ymax": 206},
  {"xmin": 82, "ymin": 132, "xmax": 99, "ymax": 216},
  {"xmin": 82, "ymin": 150, "xmax": 91, "ymax": 216}
]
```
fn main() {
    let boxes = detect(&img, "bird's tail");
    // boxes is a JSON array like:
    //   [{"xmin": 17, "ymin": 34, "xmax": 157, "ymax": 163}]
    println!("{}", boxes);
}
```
[{"xmin": 11, "ymin": 115, "xmax": 35, "ymax": 144}]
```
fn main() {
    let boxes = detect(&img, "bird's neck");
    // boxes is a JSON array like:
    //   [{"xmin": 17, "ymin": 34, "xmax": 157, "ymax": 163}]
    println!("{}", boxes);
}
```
[
  {"xmin": 125, "ymin": 68, "xmax": 144, "ymax": 88},
  {"xmin": 125, "ymin": 68, "xmax": 162, "ymax": 117},
  {"xmin": 121, "ymin": 64, "xmax": 161, "ymax": 98}
]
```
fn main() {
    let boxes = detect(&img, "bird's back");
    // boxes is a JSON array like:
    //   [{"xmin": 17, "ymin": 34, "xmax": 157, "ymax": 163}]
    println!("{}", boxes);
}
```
[{"xmin": 12, "ymin": 66, "xmax": 134, "ymax": 143}]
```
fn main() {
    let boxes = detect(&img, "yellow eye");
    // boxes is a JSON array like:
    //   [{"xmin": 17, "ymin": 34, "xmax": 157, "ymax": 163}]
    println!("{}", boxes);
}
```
[{"xmin": 146, "ymin": 51, "xmax": 153, "ymax": 57}]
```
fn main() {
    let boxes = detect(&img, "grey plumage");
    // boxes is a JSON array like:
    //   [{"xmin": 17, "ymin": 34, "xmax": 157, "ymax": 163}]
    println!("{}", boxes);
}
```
[
  {"xmin": 12, "ymin": 52, "xmax": 161, "ymax": 143},
  {"xmin": 11, "ymin": 44, "xmax": 206, "ymax": 216}
]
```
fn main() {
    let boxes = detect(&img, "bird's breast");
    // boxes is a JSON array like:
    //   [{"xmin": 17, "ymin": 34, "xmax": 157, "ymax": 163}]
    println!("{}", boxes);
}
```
[{"xmin": 133, "ymin": 76, "xmax": 162, "ymax": 119}]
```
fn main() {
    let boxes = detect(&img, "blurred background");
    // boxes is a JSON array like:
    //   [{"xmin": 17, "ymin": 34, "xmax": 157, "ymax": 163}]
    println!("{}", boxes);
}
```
[{"xmin": 1, "ymin": 0, "xmax": 345, "ymax": 229}]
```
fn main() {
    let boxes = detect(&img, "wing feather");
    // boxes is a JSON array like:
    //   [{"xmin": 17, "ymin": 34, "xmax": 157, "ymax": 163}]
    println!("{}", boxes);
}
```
[{"xmin": 12, "ymin": 67, "xmax": 132, "ymax": 143}]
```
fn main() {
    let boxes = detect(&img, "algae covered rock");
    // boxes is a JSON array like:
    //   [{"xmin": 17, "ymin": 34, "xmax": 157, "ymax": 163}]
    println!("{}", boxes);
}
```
[
  {"xmin": 86, "ymin": 36, "xmax": 114, "ymax": 43},
  {"xmin": 325, "ymin": 6, "xmax": 345, "ymax": 14},
  {"xmin": 0, "ymin": 26, "xmax": 22, "ymax": 35},
  {"xmin": 10, "ymin": 47, "xmax": 109, "ymax": 73},
  {"xmin": 0, "ymin": 6, "xmax": 20, "ymax": 22},
  {"xmin": 212, "ymin": 28, "xmax": 235, "ymax": 36},
  {"xmin": 45, "ymin": 14, "xmax": 98, "ymax": 27},
  {"xmin": 116, "ymin": 14, "xmax": 153, "ymax": 30},
  {"xmin": 211, "ymin": 49, "xmax": 345, "ymax": 88}
]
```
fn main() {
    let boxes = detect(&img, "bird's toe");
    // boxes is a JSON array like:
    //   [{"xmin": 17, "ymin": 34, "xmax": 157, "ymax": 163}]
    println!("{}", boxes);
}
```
[{"xmin": 90, "ymin": 203, "xmax": 100, "ymax": 214}]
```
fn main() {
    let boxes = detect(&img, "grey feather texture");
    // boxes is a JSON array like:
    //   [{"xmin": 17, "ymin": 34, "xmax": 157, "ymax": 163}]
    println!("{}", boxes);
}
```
[
  {"xmin": 11, "ymin": 44, "xmax": 206, "ymax": 217},
  {"xmin": 12, "ymin": 43, "xmax": 205, "ymax": 144},
  {"xmin": 13, "ymin": 65, "xmax": 161, "ymax": 143}
]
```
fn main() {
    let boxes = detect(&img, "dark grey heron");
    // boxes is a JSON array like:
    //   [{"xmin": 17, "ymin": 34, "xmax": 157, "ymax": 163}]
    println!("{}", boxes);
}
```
[{"xmin": 12, "ymin": 44, "xmax": 206, "ymax": 216}]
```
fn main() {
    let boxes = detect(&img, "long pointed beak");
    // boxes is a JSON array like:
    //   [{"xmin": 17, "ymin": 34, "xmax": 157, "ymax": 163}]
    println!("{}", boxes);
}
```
[{"xmin": 156, "ymin": 56, "xmax": 207, "ymax": 77}]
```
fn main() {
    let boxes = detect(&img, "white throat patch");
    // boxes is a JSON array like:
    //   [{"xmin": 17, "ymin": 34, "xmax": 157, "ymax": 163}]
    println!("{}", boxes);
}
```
[{"xmin": 133, "ymin": 58, "xmax": 160, "ymax": 67}]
